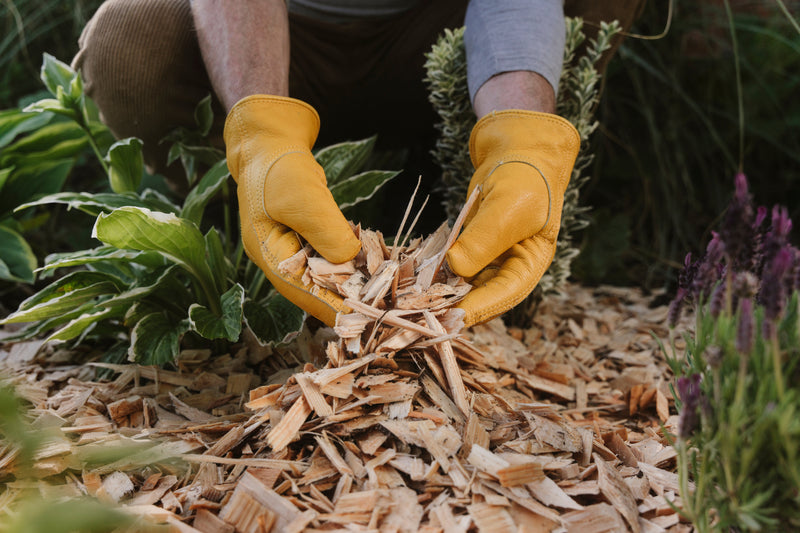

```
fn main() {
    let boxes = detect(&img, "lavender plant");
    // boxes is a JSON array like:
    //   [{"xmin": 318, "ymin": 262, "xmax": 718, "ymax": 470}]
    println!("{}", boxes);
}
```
[{"xmin": 668, "ymin": 173, "xmax": 800, "ymax": 532}]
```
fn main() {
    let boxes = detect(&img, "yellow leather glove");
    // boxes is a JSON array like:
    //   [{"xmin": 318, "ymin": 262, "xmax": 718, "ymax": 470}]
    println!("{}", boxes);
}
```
[
  {"xmin": 446, "ymin": 110, "xmax": 580, "ymax": 327},
  {"xmin": 224, "ymin": 95, "xmax": 361, "ymax": 326}
]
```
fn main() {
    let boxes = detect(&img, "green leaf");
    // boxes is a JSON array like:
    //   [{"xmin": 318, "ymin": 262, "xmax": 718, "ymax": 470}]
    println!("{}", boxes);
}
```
[
  {"xmin": 0, "ymin": 225, "xmax": 36, "ymax": 283},
  {"xmin": 40, "ymin": 54, "xmax": 78, "ymax": 98},
  {"xmin": 96, "ymin": 265, "xmax": 180, "ymax": 309},
  {"xmin": 315, "ymin": 136, "xmax": 377, "ymax": 185},
  {"xmin": 22, "ymin": 99, "xmax": 77, "ymax": 120},
  {"xmin": 0, "ymin": 109, "xmax": 53, "ymax": 149},
  {"xmin": 0, "ymin": 167, "xmax": 12, "ymax": 194},
  {"xmin": 243, "ymin": 292, "xmax": 305, "ymax": 346},
  {"xmin": 1, "ymin": 160, "xmax": 73, "ymax": 217},
  {"xmin": 194, "ymin": 94, "xmax": 214, "ymax": 137},
  {"xmin": 39, "ymin": 247, "xmax": 153, "ymax": 276},
  {"xmin": 0, "ymin": 305, "xmax": 94, "ymax": 343},
  {"xmin": 47, "ymin": 305, "xmax": 124, "ymax": 342},
  {"xmin": 105, "ymin": 137, "xmax": 144, "ymax": 193},
  {"xmin": 92, "ymin": 207, "xmax": 218, "ymax": 306},
  {"xmin": 129, "ymin": 313, "xmax": 189, "ymax": 365},
  {"xmin": 188, "ymin": 283, "xmax": 244, "ymax": 341},
  {"xmin": 204, "ymin": 228, "xmax": 230, "ymax": 294},
  {"xmin": 139, "ymin": 188, "xmax": 182, "ymax": 214},
  {"xmin": 3, "ymin": 271, "xmax": 121, "ymax": 323},
  {"xmin": 0, "ymin": 121, "xmax": 87, "ymax": 167},
  {"xmin": 181, "ymin": 159, "xmax": 230, "ymax": 224},
  {"xmin": 330, "ymin": 169, "xmax": 400, "ymax": 210},
  {"xmin": 6, "ymin": 496, "xmax": 133, "ymax": 533},
  {"xmin": 18, "ymin": 191, "xmax": 178, "ymax": 217}
]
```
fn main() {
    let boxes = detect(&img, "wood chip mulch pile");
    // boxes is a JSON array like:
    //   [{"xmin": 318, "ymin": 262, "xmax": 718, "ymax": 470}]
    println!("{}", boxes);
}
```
[{"xmin": 0, "ymin": 213, "xmax": 693, "ymax": 533}]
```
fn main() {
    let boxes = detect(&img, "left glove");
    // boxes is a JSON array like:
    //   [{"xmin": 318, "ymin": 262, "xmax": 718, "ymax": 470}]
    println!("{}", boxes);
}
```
[
  {"xmin": 446, "ymin": 110, "xmax": 580, "ymax": 326},
  {"xmin": 224, "ymin": 95, "xmax": 361, "ymax": 326}
]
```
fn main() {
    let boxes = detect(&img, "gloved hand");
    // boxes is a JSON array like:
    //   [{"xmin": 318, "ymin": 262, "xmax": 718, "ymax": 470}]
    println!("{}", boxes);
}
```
[
  {"xmin": 446, "ymin": 110, "xmax": 580, "ymax": 326},
  {"xmin": 224, "ymin": 95, "xmax": 361, "ymax": 326}
]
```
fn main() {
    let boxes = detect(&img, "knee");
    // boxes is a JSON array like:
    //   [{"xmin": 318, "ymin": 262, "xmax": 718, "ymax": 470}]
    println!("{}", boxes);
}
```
[
  {"xmin": 74, "ymin": 0, "xmax": 195, "ymax": 99},
  {"xmin": 72, "ymin": 0, "xmax": 208, "ymax": 176}
]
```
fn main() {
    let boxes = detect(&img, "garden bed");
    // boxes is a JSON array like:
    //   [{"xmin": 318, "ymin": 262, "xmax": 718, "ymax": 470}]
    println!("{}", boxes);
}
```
[{"xmin": 0, "ymin": 281, "xmax": 691, "ymax": 533}]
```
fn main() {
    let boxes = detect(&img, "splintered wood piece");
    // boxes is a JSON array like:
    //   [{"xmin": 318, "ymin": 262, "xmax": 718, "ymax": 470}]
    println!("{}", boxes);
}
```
[
  {"xmin": 315, "ymin": 434, "xmax": 353, "ymax": 477},
  {"xmin": 295, "ymin": 373, "xmax": 333, "ymax": 417},
  {"xmin": 421, "ymin": 373, "xmax": 465, "ymax": 425},
  {"xmin": 218, "ymin": 490, "xmax": 275, "ymax": 533},
  {"xmin": 314, "ymin": 352, "xmax": 377, "ymax": 387},
  {"xmin": 525, "ymin": 413, "xmax": 583, "ymax": 453},
  {"xmin": 334, "ymin": 489, "xmax": 385, "ymax": 514},
  {"xmin": 496, "ymin": 461, "xmax": 544, "ymax": 487},
  {"xmin": 319, "ymin": 373, "xmax": 354, "ymax": 399},
  {"xmin": 333, "ymin": 312, "xmax": 371, "ymax": 339},
  {"xmin": 193, "ymin": 508, "xmax": 235, "ymax": 533},
  {"xmin": 561, "ymin": 503, "xmax": 627, "ymax": 533},
  {"xmin": 467, "ymin": 503, "xmax": 517, "ymax": 533},
  {"xmin": 284, "ymin": 510, "xmax": 317, "ymax": 533},
  {"xmin": 656, "ymin": 388, "xmax": 670, "ymax": 422},
  {"xmin": 607, "ymin": 432, "xmax": 639, "ymax": 468},
  {"xmin": 219, "ymin": 471, "xmax": 301, "ymax": 531},
  {"xmin": 638, "ymin": 462, "xmax": 692, "ymax": 495},
  {"xmin": 467, "ymin": 444, "xmax": 509, "ymax": 476},
  {"xmin": 424, "ymin": 311, "xmax": 469, "ymax": 416},
  {"xmin": 360, "ymin": 229, "xmax": 386, "ymax": 275},
  {"xmin": 366, "ymin": 381, "xmax": 420, "ymax": 404},
  {"xmin": 107, "ymin": 395, "xmax": 143, "ymax": 420},
  {"xmin": 526, "ymin": 476, "xmax": 583, "ymax": 510},
  {"xmin": 307, "ymin": 257, "xmax": 356, "ymax": 276},
  {"xmin": 595, "ymin": 454, "xmax": 641, "ymax": 533},
  {"xmin": 380, "ymin": 487, "xmax": 424, "ymax": 533},
  {"xmin": 277, "ymin": 245, "xmax": 310, "ymax": 276},
  {"xmin": 396, "ymin": 282, "xmax": 470, "ymax": 311},
  {"xmin": 266, "ymin": 397, "xmax": 311, "ymax": 452},
  {"xmin": 516, "ymin": 373, "xmax": 575, "ymax": 401},
  {"xmin": 359, "ymin": 260, "xmax": 398, "ymax": 304},
  {"xmin": 344, "ymin": 299, "xmax": 440, "ymax": 338},
  {"xmin": 100, "ymin": 471, "xmax": 134, "ymax": 503}
]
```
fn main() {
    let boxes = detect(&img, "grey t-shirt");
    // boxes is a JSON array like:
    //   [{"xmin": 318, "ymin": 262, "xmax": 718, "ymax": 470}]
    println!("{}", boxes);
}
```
[{"xmin": 287, "ymin": 0, "xmax": 564, "ymax": 102}]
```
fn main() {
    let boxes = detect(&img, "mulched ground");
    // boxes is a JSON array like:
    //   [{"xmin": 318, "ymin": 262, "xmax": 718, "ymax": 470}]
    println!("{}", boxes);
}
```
[{"xmin": 0, "ymin": 282, "xmax": 694, "ymax": 533}]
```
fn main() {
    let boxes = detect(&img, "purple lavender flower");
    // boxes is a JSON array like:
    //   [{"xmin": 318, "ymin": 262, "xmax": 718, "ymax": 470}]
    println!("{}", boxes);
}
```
[
  {"xmin": 759, "ymin": 206, "xmax": 793, "ymax": 277},
  {"xmin": 668, "ymin": 288, "xmax": 687, "ymax": 328},
  {"xmin": 719, "ymin": 173, "xmax": 756, "ymax": 272},
  {"xmin": 759, "ymin": 247, "xmax": 794, "ymax": 337},
  {"xmin": 709, "ymin": 280, "xmax": 727, "ymax": 318},
  {"xmin": 737, "ymin": 298, "xmax": 754, "ymax": 354},
  {"xmin": 677, "ymin": 373, "xmax": 708, "ymax": 438}
]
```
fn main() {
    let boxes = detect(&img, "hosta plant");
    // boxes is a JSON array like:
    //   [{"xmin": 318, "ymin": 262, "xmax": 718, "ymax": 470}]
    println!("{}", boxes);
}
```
[
  {"xmin": 1, "ymin": 55, "xmax": 400, "ymax": 366},
  {"xmin": 668, "ymin": 173, "xmax": 800, "ymax": 532}
]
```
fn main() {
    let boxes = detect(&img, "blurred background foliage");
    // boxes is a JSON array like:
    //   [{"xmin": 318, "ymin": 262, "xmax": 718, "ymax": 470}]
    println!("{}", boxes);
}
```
[
  {"xmin": 577, "ymin": 0, "xmax": 800, "ymax": 289},
  {"xmin": 1, "ymin": 0, "xmax": 799, "ymax": 294}
]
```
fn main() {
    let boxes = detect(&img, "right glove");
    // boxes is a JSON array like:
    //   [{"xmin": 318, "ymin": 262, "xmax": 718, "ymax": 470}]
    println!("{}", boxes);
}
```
[
  {"xmin": 446, "ymin": 110, "xmax": 580, "ymax": 327},
  {"xmin": 224, "ymin": 95, "xmax": 361, "ymax": 326}
]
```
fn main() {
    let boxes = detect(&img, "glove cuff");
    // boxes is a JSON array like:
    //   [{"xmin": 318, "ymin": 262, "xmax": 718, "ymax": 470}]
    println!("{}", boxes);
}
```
[{"xmin": 223, "ymin": 95, "xmax": 321, "ymax": 182}]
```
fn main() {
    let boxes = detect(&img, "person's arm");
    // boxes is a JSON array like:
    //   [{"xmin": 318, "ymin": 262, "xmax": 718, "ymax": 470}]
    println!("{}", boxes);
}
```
[
  {"xmin": 465, "ymin": 0, "xmax": 564, "ymax": 117},
  {"xmin": 448, "ymin": 0, "xmax": 579, "ymax": 327},
  {"xmin": 473, "ymin": 71, "xmax": 555, "ymax": 117},
  {"xmin": 194, "ymin": 0, "xmax": 361, "ymax": 327},
  {"xmin": 191, "ymin": 0, "xmax": 290, "ymax": 110}
]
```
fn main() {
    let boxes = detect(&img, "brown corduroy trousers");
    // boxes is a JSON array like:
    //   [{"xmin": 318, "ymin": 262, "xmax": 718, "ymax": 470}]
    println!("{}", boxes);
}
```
[{"xmin": 72, "ymin": 0, "xmax": 645, "ymax": 181}]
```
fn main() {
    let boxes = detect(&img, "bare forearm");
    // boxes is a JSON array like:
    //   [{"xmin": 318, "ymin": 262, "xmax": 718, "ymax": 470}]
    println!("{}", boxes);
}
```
[
  {"xmin": 191, "ymin": 0, "xmax": 290, "ymax": 111},
  {"xmin": 472, "ymin": 71, "xmax": 556, "ymax": 119}
]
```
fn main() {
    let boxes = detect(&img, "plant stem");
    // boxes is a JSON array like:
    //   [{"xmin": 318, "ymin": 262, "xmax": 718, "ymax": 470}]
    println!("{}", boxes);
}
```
[
  {"xmin": 722, "ymin": 0, "xmax": 745, "ymax": 173},
  {"xmin": 774, "ymin": 0, "xmax": 800, "ymax": 36},
  {"xmin": 771, "ymin": 330, "xmax": 785, "ymax": 400},
  {"xmin": 82, "ymin": 124, "xmax": 110, "ymax": 175}
]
